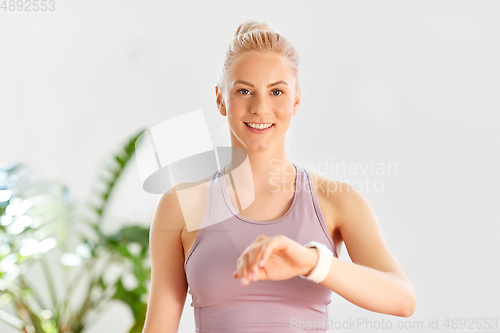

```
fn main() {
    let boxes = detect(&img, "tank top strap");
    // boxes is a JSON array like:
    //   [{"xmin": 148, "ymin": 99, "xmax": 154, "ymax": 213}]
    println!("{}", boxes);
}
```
[
  {"xmin": 299, "ymin": 166, "xmax": 337, "ymax": 255},
  {"xmin": 203, "ymin": 168, "xmax": 235, "ymax": 228},
  {"xmin": 293, "ymin": 164, "xmax": 308, "ymax": 202}
]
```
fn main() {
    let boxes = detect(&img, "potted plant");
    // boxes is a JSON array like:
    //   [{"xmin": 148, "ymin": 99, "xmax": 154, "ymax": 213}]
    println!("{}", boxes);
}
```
[{"xmin": 0, "ymin": 130, "xmax": 151, "ymax": 333}]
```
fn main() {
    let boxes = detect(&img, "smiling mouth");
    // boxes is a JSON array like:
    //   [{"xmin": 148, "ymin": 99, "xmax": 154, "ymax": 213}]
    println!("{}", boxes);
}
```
[{"xmin": 244, "ymin": 122, "xmax": 275, "ymax": 129}]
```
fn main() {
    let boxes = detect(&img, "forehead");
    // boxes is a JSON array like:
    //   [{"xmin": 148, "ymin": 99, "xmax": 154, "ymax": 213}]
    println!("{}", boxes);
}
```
[{"xmin": 228, "ymin": 51, "xmax": 294, "ymax": 83}]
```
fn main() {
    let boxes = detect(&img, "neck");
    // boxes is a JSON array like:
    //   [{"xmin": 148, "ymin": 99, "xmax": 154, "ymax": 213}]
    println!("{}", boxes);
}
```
[
  {"xmin": 224, "ymin": 137, "xmax": 296, "ymax": 192},
  {"xmin": 224, "ymin": 154, "xmax": 297, "ymax": 192}
]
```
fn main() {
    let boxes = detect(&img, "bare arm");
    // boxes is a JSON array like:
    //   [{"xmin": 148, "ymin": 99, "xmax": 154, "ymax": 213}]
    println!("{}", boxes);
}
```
[
  {"xmin": 316, "ymin": 181, "xmax": 416, "ymax": 317},
  {"xmin": 142, "ymin": 190, "xmax": 187, "ymax": 333}
]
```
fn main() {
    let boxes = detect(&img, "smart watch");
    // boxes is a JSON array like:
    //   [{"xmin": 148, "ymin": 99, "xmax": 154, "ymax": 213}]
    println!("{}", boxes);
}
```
[{"xmin": 299, "ymin": 241, "xmax": 333, "ymax": 283}]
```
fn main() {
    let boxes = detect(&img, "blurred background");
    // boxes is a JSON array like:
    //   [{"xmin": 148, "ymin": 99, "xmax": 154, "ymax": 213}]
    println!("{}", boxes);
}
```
[{"xmin": 1, "ymin": 0, "xmax": 499, "ymax": 332}]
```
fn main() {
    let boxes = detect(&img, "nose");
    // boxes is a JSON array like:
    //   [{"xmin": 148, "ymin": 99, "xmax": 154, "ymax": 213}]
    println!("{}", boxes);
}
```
[{"xmin": 250, "ymin": 94, "xmax": 270, "ymax": 116}]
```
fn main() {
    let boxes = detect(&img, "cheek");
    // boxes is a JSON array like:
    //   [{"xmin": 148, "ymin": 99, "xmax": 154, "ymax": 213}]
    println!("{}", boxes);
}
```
[
  {"xmin": 225, "ymin": 97, "xmax": 247, "ymax": 112},
  {"xmin": 275, "ymin": 105, "xmax": 294, "ymax": 119},
  {"xmin": 275, "ymin": 96, "xmax": 295, "ymax": 110},
  {"xmin": 229, "ymin": 101, "xmax": 245, "ymax": 112},
  {"xmin": 227, "ymin": 111, "xmax": 246, "ymax": 125}
]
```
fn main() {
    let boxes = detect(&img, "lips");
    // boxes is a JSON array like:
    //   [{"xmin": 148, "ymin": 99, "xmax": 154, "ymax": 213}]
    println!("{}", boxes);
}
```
[
  {"xmin": 244, "ymin": 122, "xmax": 274, "ymax": 129},
  {"xmin": 243, "ymin": 122, "xmax": 275, "ymax": 134}
]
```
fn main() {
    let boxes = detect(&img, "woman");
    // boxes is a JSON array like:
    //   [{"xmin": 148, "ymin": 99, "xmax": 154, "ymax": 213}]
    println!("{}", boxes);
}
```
[{"xmin": 143, "ymin": 20, "xmax": 416, "ymax": 333}]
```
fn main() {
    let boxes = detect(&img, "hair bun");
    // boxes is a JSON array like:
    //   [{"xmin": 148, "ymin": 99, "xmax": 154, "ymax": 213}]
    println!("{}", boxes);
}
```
[
  {"xmin": 234, "ymin": 19, "xmax": 275, "ymax": 38},
  {"xmin": 218, "ymin": 19, "xmax": 300, "ymax": 93}
]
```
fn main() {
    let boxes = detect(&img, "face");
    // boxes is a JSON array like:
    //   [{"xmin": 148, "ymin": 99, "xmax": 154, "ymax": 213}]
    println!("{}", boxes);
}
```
[{"xmin": 216, "ymin": 51, "xmax": 301, "ymax": 152}]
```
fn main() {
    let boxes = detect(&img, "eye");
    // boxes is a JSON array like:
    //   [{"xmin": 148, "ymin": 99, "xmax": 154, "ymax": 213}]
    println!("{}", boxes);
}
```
[
  {"xmin": 272, "ymin": 89, "xmax": 284, "ymax": 96},
  {"xmin": 237, "ymin": 88, "xmax": 251, "ymax": 95}
]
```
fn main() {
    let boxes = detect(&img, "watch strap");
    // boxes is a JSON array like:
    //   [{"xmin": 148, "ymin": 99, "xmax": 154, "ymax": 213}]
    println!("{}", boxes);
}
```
[{"xmin": 299, "ymin": 241, "xmax": 333, "ymax": 283}]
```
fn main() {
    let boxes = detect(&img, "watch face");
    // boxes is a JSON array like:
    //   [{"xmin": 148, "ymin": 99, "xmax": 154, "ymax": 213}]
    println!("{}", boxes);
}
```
[
  {"xmin": 306, "ymin": 241, "xmax": 327, "ymax": 250},
  {"xmin": 305, "ymin": 241, "xmax": 317, "ymax": 248}
]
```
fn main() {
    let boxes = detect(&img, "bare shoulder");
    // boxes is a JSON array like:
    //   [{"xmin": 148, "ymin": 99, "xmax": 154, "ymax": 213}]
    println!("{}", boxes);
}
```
[
  {"xmin": 307, "ymin": 170, "xmax": 366, "ymax": 227},
  {"xmin": 307, "ymin": 171, "xmax": 350, "ymax": 209},
  {"xmin": 158, "ymin": 174, "xmax": 212, "ymax": 234}
]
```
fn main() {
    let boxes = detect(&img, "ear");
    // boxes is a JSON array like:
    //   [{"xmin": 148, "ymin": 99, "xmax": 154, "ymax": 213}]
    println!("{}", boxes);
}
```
[
  {"xmin": 292, "ymin": 88, "xmax": 301, "ymax": 116},
  {"xmin": 215, "ymin": 85, "xmax": 226, "ymax": 116}
]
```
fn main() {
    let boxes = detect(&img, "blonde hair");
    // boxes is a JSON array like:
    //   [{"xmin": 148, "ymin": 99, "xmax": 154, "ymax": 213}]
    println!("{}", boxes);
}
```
[{"xmin": 217, "ymin": 20, "xmax": 301, "ymax": 92}]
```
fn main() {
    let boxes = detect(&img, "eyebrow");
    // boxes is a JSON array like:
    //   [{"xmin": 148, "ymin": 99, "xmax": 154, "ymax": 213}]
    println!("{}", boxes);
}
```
[{"xmin": 232, "ymin": 80, "xmax": 289, "ymax": 88}]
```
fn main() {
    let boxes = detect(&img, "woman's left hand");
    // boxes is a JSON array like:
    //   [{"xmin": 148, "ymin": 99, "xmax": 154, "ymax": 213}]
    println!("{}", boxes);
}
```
[{"xmin": 233, "ymin": 235, "xmax": 318, "ymax": 286}]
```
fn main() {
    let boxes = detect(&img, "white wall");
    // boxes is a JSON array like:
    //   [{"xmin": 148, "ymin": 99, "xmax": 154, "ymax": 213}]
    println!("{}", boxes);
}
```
[{"xmin": 1, "ymin": 1, "xmax": 499, "ymax": 332}]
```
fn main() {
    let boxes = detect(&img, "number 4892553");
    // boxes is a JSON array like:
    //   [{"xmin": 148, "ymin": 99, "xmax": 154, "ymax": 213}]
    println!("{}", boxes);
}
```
[{"xmin": 1, "ymin": 0, "xmax": 56, "ymax": 11}]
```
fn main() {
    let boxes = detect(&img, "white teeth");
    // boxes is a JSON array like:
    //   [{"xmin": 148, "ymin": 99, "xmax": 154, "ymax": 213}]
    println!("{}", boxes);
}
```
[{"xmin": 246, "ymin": 123, "xmax": 273, "ymax": 129}]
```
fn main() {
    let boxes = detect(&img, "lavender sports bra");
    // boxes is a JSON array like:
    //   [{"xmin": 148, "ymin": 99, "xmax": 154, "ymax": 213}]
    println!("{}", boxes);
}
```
[{"xmin": 184, "ymin": 164, "xmax": 338, "ymax": 332}]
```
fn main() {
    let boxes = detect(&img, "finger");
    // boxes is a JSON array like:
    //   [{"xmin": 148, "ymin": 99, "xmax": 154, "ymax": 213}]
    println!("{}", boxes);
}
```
[
  {"xmin": 237, "ymin": 235, "xmax": 268, "ymax": 283},
  {"xmin": 249, "ymin": 240, "xmax": 267, "ymax": 280},
  {"xmin": 235, "ymin": 243, "xmax": 251, "ymax": 279},
  {"xmin": 235, "ymin": 252, "xmax": 246, "ymax": 279},
  {"xmin": 242, "ymin": 239, "xmax": 265, "ymax": 284},
  {"xmin": 257, "ymin": 242, "xmax": 267, "ymax": 269},
  {"xmin": 244, "ymin": 242, "xmax": 263, "ymax": 283},
  {"xmin": 241, "ymin": 245, "xmax": 253, "ymax": 284},
  {"xmin": 236, "ymin": 245, "xmax": 247, "ymax": 279},
  {"xmin": 241, "ymin": 251, "xmax": 252, "ymax": 285},
  {"xmin": 253, "ymin": 235, "xmax": 268, "ymax": 272},
  {"xmin": 249, "ymin": 235, "xmax": 269, "ymax": 274}
]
